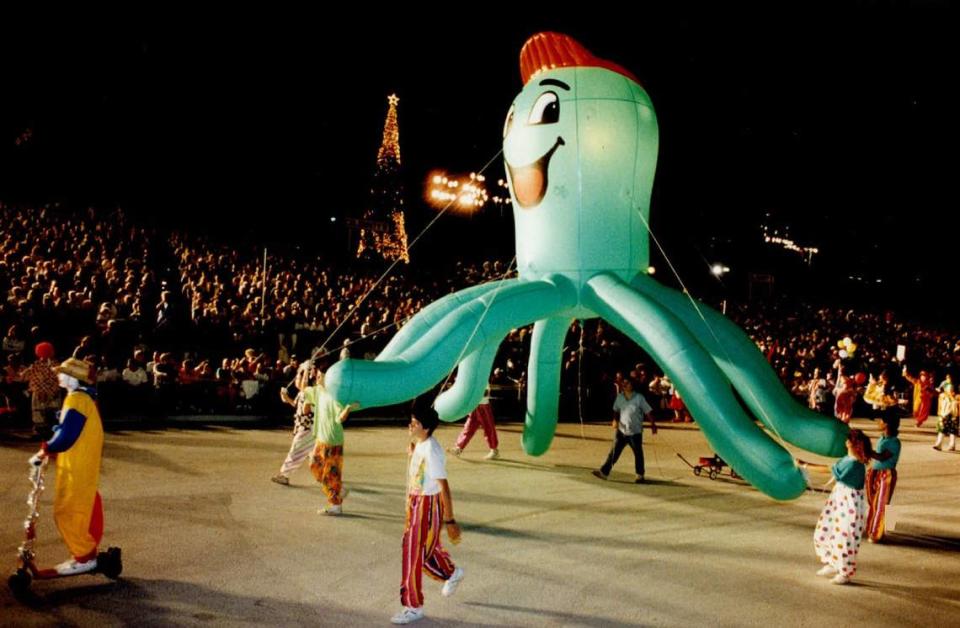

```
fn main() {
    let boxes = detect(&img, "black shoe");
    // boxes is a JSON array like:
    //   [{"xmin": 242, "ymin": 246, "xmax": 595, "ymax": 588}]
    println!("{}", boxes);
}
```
[
  {"xmin": 592, "ymin": 469, "xmax": 608, "ymax": 480},
  {"xmin": 635, "ymin": 475, "xmax": 645, "ymax": 484}
]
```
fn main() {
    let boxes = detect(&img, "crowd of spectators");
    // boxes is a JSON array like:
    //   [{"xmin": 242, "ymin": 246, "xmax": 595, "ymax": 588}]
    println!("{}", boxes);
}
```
[
  {"xmin": 1, "ymin": 203, "xmax": 957, "ymax": 426},
  {"xmin": 0, "ymin": 204, "xmax": 518, "ymax": 422}
]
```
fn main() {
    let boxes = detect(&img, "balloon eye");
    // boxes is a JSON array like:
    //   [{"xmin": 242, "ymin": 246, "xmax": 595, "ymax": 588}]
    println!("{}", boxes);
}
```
[
  {"xmin": 503, "ymin": 104, "xmax": 515, "ymax": 138},
  {"xmin": 528, "ymin": 91, "xmax": 559, "ymax": 125}
]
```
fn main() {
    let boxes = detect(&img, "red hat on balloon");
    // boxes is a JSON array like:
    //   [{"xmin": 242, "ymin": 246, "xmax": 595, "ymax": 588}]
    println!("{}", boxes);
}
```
[{"xmin": 519, "ymin": 32, "xmax": 639, "ymax": 86}]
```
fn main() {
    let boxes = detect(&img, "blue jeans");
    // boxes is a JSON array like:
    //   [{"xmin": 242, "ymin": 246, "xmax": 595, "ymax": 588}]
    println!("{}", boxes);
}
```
[{"xmin": 600, "ymin": 430, "xmax": 644, "ymax": 476}]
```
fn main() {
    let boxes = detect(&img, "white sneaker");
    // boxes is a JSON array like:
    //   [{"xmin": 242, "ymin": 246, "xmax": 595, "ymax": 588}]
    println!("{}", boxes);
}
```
[
  {"xmin": 390, "ymin": 606, "xmax": 424, "ymax": 624},
  {"xmin": 441, "ymin": 566, "xmax": 464, "ymax": 597},
  {"xmin": 318, "ymin": 504, "xmax": 342, "ymax": 516},
  {"xmin": 816, "ymin": 565, "xmax": 837, "ymax": 577},
  {"xmin": 449, "ymin": 447, "xmax": 462, "ymax": 457},
  {"xmin": 55, "ymin": 557, "xmax": 98, "ymax": 576},
  {"xmin": 831, "ymin": 573, "xmax": 851, "ymax": 585},
  {"xmin": 484, "ymin": 449, "xmax": 499, "ymax": 460}
]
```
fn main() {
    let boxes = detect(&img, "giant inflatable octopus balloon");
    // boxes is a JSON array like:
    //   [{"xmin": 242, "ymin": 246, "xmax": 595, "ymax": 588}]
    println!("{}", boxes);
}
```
[{"xmin": 327, "ymin": 32, "xmax": 848, "ymax": 499}]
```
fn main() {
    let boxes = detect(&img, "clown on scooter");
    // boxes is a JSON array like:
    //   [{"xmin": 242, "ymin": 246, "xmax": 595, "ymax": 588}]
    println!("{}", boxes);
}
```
[{"xmin": 10, "ymin": 357, "xmax": 121, "ymax": 596}]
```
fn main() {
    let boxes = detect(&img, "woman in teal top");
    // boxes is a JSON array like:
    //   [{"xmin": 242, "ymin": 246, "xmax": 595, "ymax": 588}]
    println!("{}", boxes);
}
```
[
  {"xmin": 807, "ymin": 429, "xmax": 873, "ymax": 585},
  {"xmin": 867, "ymin": 415, "xmax": 901, "ymax": 542}
]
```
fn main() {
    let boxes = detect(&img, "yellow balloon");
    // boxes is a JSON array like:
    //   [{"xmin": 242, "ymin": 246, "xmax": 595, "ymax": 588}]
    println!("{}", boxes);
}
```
[
  {"xmin": 837, "ymin": 340, "xmax": 846, "ymax": 349},
  {"xmin": 848, "ymin": 342, "xmax": 857, "ymax": 353}
]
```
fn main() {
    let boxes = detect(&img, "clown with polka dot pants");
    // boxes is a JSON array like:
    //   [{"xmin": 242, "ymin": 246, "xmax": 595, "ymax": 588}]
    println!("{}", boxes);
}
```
[{"xmin": 809, "ymin": 429, "xmax": 872, "ymax": 585}]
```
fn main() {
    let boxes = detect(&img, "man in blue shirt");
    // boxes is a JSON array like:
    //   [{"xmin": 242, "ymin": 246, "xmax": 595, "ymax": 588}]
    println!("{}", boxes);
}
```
[{"xmin": 593, "ymin": 377, "xmax": 655, "ymax": 483}]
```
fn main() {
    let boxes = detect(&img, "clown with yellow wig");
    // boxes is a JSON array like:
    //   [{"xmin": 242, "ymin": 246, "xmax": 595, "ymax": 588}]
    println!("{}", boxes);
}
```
[{"xmin": 29, "ymin": 357, "xmax": 106, "ymax": 575}]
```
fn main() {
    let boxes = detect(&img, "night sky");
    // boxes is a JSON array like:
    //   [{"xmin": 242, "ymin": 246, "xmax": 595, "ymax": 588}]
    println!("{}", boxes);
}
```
[{"xmin": 2, "ymin": 6, "xmax": 956, "ymax": 312}]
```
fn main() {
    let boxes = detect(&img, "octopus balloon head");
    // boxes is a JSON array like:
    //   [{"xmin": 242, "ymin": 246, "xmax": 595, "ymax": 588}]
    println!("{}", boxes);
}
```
[{"xmin": 503, "ymin": 32, "xmax": 659, "ymax": 289}]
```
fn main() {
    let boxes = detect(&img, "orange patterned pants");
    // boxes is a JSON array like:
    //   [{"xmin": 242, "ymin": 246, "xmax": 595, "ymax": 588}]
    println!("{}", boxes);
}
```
[{"xmin": 310, "ymin": 443, "xmax": 343, "ymax": 505}]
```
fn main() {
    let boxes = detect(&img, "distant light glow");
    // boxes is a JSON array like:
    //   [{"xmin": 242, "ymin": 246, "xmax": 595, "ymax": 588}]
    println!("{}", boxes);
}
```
[
  {"xmin": 761, "ymin": 224, "xmax": 819, "ymax": 261},
  {"xmin": 711, "ymin": 263, "xmax": 730, "ymax": 277},
  {"xmin": 425, "ymin": 170, "xmax": 489, "ymax": 215}
]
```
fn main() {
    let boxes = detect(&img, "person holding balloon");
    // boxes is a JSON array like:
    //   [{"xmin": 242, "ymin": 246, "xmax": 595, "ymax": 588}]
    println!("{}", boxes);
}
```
[{"xmin": 832, "ymin": 363, "xmax": 861, "ymax": 424}]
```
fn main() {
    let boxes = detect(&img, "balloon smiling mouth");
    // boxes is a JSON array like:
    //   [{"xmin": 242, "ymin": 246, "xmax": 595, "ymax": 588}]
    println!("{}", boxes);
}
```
[{"xmin": 507, "ymin": 137, "xmax": 565, "ymax": 209}]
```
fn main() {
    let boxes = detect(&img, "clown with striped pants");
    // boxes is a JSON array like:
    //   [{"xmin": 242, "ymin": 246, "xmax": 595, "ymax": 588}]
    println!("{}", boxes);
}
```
[
  {"xmin": 392, "ymin": 401, "xmax": 464, "ymax": 625},
  {"xmin": 866, "ymin": 414, "xmax": 901, "ymax": 542}
]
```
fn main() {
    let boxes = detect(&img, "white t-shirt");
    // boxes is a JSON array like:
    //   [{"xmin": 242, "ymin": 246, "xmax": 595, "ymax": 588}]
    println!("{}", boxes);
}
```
[
  {"xmin": 613, "ymin": 392, "xmax": 653, "ymax": 436},
  {"xmin": 407, "ymin": 436, "xmax": 447, "ymax": 496},
  {"xmin": 122, "ymin": 367, "xmax": 149, "ymax": 386}
]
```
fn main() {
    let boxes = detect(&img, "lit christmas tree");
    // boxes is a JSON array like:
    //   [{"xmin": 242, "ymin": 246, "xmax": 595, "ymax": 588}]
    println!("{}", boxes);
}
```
[{"xmin": 356, "ymin": 94, "xmax": 410, "ymax": 263}]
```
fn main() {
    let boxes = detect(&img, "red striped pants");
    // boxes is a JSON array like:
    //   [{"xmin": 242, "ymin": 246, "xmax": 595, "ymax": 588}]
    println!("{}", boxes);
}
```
[
  {"xmin": 400, "ymin": 493, "xmax": 455, "ymax": 608},
  {"xmin": 866, "ymin": 468, "xmax": 897, "ymax": 542},
  {"xmin": 455, "ymin": 402, "xmax": 498, "ymax": 450}
]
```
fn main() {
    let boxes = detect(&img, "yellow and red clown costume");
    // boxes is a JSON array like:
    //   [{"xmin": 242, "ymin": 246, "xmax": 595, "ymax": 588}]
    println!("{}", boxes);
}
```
[{"xmin": 41, "ymin": 358, "xmax": 105, "ymax": 563}]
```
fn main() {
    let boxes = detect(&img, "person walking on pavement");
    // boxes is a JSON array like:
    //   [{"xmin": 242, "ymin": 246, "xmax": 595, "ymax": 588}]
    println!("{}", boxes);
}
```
[{"xmin": 593, "ymin": 376, "xmax": 655, "ymax": 484}]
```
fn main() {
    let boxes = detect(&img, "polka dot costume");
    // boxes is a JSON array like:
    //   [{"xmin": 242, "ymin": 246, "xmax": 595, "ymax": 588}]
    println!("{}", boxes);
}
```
[{"xmin": 814, "ymin": 474, "xmax": 867, "ymax": 577}]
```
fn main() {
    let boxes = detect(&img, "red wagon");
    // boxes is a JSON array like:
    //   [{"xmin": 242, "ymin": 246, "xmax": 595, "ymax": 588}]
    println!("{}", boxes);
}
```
[{"xmin": 677, "ymin": 453, "xmax": 741, "ymax": 481}]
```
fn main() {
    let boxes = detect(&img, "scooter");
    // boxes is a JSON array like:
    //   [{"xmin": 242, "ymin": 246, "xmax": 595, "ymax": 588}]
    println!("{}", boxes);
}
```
[{"xmin": 7, "ymin": 458, "xmax": 122, "ymax": 600}]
